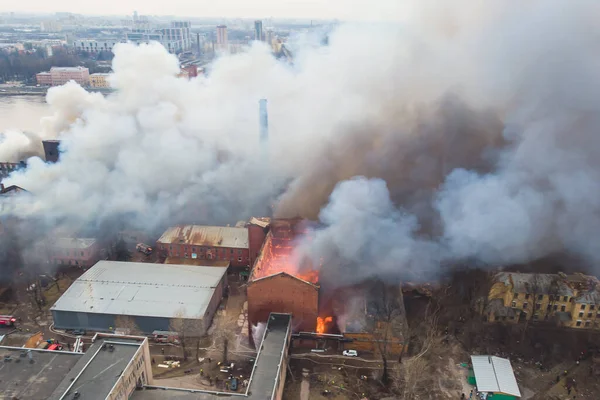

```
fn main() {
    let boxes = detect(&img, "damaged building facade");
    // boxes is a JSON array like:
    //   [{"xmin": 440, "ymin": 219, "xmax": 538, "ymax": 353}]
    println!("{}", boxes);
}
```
[
  {"xmin": 34, "ymin": 237, "xmax": 103, "ymax": 269},
  {"xmin": 484, "ymin": 272, "xmax": 600, "ymax": 329},
  {"xmin": 247, "ymin": 218, "xmax": 406, "ymax": 355},
  {"xmin": 156, "ymin": 225, "xmax": 250, "ymax": 268},
  {"xmin": 248, "ymin": 218, "xmax": 319, "ymax": 336}
]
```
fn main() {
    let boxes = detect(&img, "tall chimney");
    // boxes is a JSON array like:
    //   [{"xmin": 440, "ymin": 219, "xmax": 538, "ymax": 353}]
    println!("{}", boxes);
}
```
[{"xmin": 259, "ymin": 99, "xmax": 268, "ymax": 144}]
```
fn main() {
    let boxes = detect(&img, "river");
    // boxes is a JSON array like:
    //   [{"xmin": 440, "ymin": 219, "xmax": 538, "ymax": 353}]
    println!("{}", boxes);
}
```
[{"xmin": 0, "ymin": 96, "xmax": 51, "ymax": 134}]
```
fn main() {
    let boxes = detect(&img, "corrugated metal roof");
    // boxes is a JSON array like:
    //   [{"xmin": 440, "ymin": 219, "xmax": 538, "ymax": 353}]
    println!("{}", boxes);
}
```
[
  {"xmin": 50, "ymin": 261, "xmax": 227, "ymax": 320},
  {"xmin": 157, "ymin": 225, "xmax": 249, "ymax": 249},
  {"xmin": 471, "ymin": 355, "xmax": 521, "ymax": 397},
  {"xmin": 248, "ymin": 217, "xmax": 271, "ymax": 228}
]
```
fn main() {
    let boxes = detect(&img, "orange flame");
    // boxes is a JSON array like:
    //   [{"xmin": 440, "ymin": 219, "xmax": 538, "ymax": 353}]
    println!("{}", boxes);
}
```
[
  {"xmin": 316, "ymin": 316, "xmax": 333, "ymax": 334},
  {"xmin": 251, "ymin": 229, "xmax": 319, "ymax": 284}
]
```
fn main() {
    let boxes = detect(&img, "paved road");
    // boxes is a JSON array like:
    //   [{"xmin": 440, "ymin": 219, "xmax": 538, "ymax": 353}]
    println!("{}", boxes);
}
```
[{"xmin": 0, "ymin": 86, "xmax": 115, "ymax": 96}]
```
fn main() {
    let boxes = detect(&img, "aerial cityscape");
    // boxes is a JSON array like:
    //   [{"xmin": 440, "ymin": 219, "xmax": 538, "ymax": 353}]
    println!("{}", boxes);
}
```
[{"xmin": 0, "ymin": 1, "xmax": 599, "ymax": 400}]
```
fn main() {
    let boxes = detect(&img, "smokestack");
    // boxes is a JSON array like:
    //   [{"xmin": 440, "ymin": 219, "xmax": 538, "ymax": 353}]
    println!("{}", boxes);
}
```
[
  {"xmin": 259, "ymin": 99, "xmax": 268, "ymax": 144},
  {"xmin": 42, "ymin": 140, "xmax": 60, "ymax": 163}
]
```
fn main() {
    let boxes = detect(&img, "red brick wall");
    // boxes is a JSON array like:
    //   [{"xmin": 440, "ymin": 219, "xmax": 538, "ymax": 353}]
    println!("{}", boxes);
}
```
[
  {"xmin": 157, "ymin": 242, "xmax": 249, "ymax": 267},
  {"xmin": 248, "ymin": 274, "xmax": 318, "ymax": 337},
  {"xmin": 248, "ymin": 224, "xmax": 268, "ymax": 267}
]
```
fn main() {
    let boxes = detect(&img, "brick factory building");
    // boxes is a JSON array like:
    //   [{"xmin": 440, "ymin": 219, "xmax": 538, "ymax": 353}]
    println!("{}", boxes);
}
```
[
  {"xmin": 248, "ymin": 216, "xmax": 270, "ymax": 267},
  {"xmin": 248, "ymin": 218, "xmax": 320, "ymax": 338},
  {"xmin": 35, "ymin": 71, "xmax": 52, "ymax": 86},
  {"xmin": 157, "ymin": 225, "xmax": 249, "ymax": 267},
  {"xmin": 34, "ymin": 237, "xmax": 103, "ymax": 269}
]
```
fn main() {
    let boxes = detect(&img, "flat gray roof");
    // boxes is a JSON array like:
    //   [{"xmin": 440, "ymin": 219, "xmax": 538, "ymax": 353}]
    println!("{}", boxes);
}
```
[
  {"xmin": 51, "ymin": 261, "xmax": 227, "ymax": 320},
  {"xmin": 0, "ymin": 347, "xmax": 82, "ymax": 399},
  {"xmin": 50, "ymin": 337, "xmax": 146, "ymax": 400},
  {"xmin": 55, "ymin": 342, "xmax": 139, "ymax": 400}
]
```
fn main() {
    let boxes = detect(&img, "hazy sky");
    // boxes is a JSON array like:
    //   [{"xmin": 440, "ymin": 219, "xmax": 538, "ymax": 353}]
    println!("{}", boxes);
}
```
[{"xmin": 1, "ymin": 0, "xmax": 410, "ymax": 21}]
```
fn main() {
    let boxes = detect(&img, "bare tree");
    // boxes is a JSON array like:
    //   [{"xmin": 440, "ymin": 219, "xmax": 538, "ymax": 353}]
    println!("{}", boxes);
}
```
[
  {"xmin": 114, "ymin": 315, "xmax": 142, "ymax": 335},
  {"xmin": 521, "ymin": 273, "xmax": 544, "ymax": 341},
  {"xmin": 213, "ymin": 314, "xmax": 237, "ymax": 364},
  {"xmin": 394, "ymin": 301, "xmax": 442, "ymax": 400},
  {"xmin": 169, "ymin": 308, "xmax": 204, "ymax": 362},
  {"xmin": 369, "ymin": 280, "xmax": 406, "ymax": 386}
]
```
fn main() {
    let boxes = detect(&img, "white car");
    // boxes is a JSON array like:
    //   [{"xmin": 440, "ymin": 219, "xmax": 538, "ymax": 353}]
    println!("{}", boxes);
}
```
[{"xmin": 343, "ymin": 350, "xmax": 358, "ymax": 357}]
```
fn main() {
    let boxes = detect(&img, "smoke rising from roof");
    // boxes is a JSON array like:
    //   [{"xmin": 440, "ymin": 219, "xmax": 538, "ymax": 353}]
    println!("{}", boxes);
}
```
[{"xmin": 2, "ymin": 0, "xmax": 600, "ymax": 281}]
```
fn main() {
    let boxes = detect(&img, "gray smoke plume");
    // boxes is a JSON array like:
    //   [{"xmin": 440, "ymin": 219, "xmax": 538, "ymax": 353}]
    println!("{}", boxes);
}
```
[
  {"xmin": 291, "ymin": 0, "xmax": 600, "ymax": 283},
  {"xmin": 2, "ymin": 0, "xmax": 600, "ymax": 282}
]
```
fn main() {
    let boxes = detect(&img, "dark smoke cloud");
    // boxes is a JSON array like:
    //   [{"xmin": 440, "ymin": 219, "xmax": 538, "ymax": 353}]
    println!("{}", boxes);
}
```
[
  {"xmin": 292, "ymin": 0, "xmax": 600, "ymax": 283},
  {"xmin": 2, "ymin": 0, "xmax": 600, "ymax": 284}
]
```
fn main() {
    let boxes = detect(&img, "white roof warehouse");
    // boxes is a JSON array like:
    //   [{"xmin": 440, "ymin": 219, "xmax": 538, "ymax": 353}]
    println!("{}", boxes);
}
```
[
  {"xmin": 51, "ymin": 261, "xmax": 228, "ymax": 334},
  {"xmin": 470, "ymin": 355, "xmax": 521, "ymax": 398}
]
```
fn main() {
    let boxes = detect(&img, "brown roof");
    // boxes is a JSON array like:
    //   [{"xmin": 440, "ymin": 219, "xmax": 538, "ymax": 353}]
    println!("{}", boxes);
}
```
[{"xmin": 157, "ymin": 225, "xmax": 249, "ymax": 249}]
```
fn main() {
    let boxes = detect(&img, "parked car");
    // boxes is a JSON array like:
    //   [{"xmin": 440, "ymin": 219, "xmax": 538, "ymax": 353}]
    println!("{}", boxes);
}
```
[
  {"xmin": 71, "ymin": 329, "xmax": 86, "ymax": 336},
  {"xmin": 342, "ymin": 350, "xmax": 358, "ymax": 357},
  {"xmin": 0, "ymin": 315, "xmax": 16, "ymax": 326},
  {"xmin": 230, "ymin": 377, "xmax": 238, "ymax": 391}
]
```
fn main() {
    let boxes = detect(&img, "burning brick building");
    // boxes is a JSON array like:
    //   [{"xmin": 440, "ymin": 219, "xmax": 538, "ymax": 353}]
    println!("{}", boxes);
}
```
[{"xmin": 248, "ymin": 218, "xmax": 320, "ymax": 337}]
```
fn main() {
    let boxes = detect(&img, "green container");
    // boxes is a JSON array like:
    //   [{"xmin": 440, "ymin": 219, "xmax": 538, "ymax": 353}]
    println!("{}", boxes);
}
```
[
  {"xmin": 467, "ymin": 369, "xmax": 476, "ymax": 386},
  {"xmin": 489, "ymin": 394, "xmax": 517, "ymax": 400}
]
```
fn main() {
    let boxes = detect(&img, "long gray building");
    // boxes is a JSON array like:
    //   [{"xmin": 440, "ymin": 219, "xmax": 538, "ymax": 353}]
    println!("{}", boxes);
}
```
[{"xmin": 51, "ymin": 261, "xmax": 228, "ymax": 334}]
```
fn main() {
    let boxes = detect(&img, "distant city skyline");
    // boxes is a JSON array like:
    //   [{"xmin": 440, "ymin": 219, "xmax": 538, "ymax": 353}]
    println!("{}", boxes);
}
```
[{"xmin": 0, "ymin": 0, "xmax": 408, "ymax": 21}]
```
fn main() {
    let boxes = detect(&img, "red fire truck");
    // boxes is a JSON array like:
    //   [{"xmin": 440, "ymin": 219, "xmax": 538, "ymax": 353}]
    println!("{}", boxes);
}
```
[{"xmin": 0, "ymin": 315, "xmax": 16, "ymax": 326}]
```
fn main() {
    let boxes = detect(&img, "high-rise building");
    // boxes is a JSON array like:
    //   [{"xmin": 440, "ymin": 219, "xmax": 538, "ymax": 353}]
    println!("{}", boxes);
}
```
[
  {"xmin": 164, "ymin": 21, "xmax": 192, "ymax": 51},
  {"xmin": 133, "ymin": 11, "xmax": 138, "ymax": 22},
  {"xmin": 216, "ymin": 25, "xmax": 228, "ymax": 51},
  {"xmin": 265, "ymin": 28, "xmax": 274, "ymax": 48},
  {"xmin": 259, "ymin": 99, "xmax": 268, "ymax": 144},
  {"xmin": 254, "ymin": 20, "xmax": 263, "ymax": 41}
]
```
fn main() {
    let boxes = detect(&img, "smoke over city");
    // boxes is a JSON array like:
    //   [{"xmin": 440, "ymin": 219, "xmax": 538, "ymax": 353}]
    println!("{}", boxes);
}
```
[{"xmin": 3, "ymin": 0, "xmax": 600, "ymax": 282}]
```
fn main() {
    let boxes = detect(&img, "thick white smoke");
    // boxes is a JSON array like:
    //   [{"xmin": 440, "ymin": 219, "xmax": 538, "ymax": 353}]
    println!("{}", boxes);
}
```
[{"xmin": 2, "ymin": 0, "xmax": 600, "ymax": 280}]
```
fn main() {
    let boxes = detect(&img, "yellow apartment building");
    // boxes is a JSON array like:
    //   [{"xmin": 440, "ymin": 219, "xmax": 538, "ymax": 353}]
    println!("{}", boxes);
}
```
[
  {"xmin": 89, "ymin": 73, "xmax": 111, "ymax": 88},
  {"xmin": 484, "ymin": 272, "xmax": 600, "ymax": 329}
]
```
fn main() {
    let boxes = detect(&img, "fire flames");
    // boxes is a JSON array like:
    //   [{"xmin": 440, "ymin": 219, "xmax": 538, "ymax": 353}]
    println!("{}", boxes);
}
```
[
  {"xmin": 316, "ymin": 316, "xmax": 333, "ymax": 334},
  {"xmin": 250, "ymin": 223, "xmax": 319, "ymax": 284}
]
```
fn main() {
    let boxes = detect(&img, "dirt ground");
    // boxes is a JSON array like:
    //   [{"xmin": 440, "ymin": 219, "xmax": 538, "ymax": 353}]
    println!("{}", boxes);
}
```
[{"xmin": 149, "ymin": 278, "xmax": 254, "ymax": 393}]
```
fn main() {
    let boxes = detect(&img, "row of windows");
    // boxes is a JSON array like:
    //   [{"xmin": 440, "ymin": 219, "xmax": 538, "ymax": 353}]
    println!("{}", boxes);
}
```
[
  {"xmin": 168, "ymin": 251, "xmax": 246, "ymax": 262},
  {"xmin": 164, "ymin": 244, "xmax": 243, "ymax": 256},
  {"xmin": 38, "ymin": 249, "xmax": 88, "ymax": 257},
  {"xmin": 494, "ymin": 313, "xmax": 599, "ymax": 328},
  {"xmin": 514, "ymin": 292, "xmax": 574, "ymax": 302},
  {"xmin": 511, "ymin": 301, "xmax": 600, "ymax": 317},
  {"xmin": 513, "ymin": 292, "xmax": 596, "ymax": 310}
]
